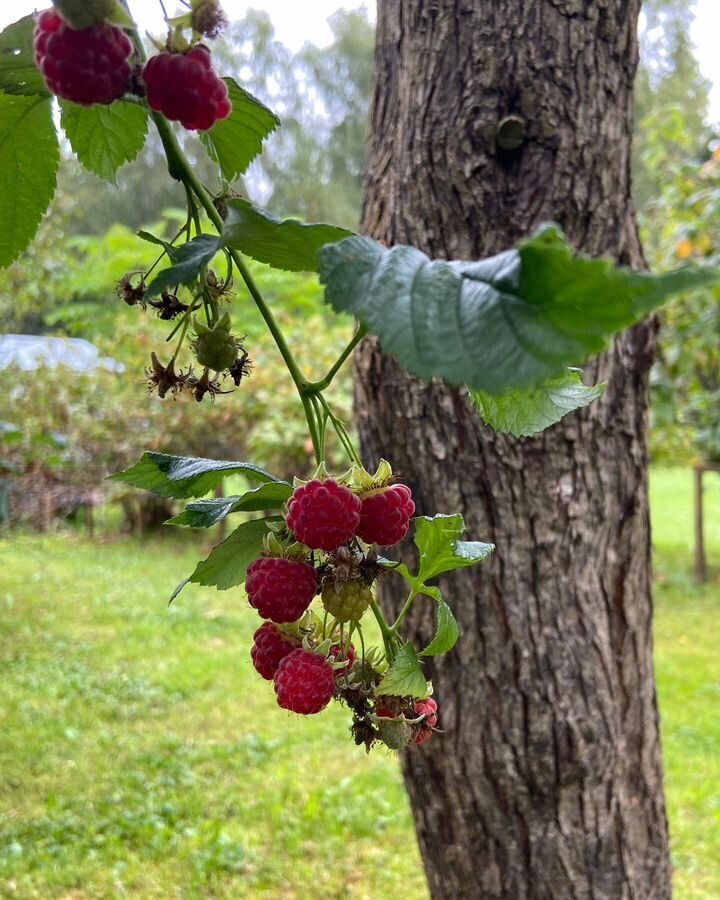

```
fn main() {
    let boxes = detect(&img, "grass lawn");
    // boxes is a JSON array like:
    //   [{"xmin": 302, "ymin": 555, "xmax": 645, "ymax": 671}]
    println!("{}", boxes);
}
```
[{"xmin": 0, "ymin": 467, "xmax": 718, "ymax": 898}]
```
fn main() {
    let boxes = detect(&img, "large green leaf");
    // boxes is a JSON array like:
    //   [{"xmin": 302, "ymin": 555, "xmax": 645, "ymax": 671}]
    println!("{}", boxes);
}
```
[
  {"xmin": 0, "ymin": 93, "xmax": 58, "ymax": 269},
  {"xmin": 200, "ymin": 78, "xmax": 279, "ymax": 183},
  {"xmin": 414, "ymin": 515, "xmax": 494, "ymax": 584},
  {"xmin": 60, "ymin": 100, "xmax": 149, "ymax": 184},
  {"xmin": 0, "ymin": 16, "xmax": 49, "ymax": 97},
  {"xmin": 188, "ymin": 517, "xmax": 280, "ymax": 590},
  {"xmin": 222, "ymin": 199, "xmax": 354, "ymax": 272},
  {"xmin": 166, "ymin": 482, "xmax": 293, "ymax": 527},
  {"xmin": 376, "ymin": 644, "xmax": 430, "ymax": 699},
  {"xmin": 110, "ymin": 452, "xmax": 284, "ymax": 499},
  {"xmin": 470, "ymin": 368, "xmax": 607, "ymax": 437},
  {"xmin": 146, "ymin": 235, "xmax": 222, "ymax": 297},
  {"xmin": 318, "ymin": 225, "xmax": 718, "ymax": 393}
]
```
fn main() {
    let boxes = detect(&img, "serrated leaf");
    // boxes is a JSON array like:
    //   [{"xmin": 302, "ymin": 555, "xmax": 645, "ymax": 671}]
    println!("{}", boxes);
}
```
[
  {"xmin": 376, "ymin": 644, "xmax": 430, "ymax": 699},
  {"xmin": 419, "ymin": 597, "xmax": 459, "ymax": 657},
  {"xmin": 222, "ymin": 199, "xmax": 354, "ymax": 272},
  {"xmin": 188, "ymin": 517, "xmax": 280, "ymax": 590},
  {"xmin": 60, "ymin": 100, "xmax": 148, "ymax": 184},
  {"xmin": 415, "ymin": 514, "xmax": 495, "ymax": 584},
  {"xmin": 0, "ymin": 93, "xmax": 58, "ymax": 269},
  {"xmin": 146, "ymin": 235, "xmax": 222, "ymax": 297},
  {"xmin": 0, "ymin": 16, "xmax": 49, "ymax": 97},
  {"xmin": 110, "ymin": 452, "xmax": 284, "ymax": 499},
  {"xmin": 200, "ymin": 78, "xmax": 279, "ymax": 182},
  {"xmin": 470, "ymin": 368, "xmax": 607, "ymax": 437},
  {"xmin": 166, "ymin": 482, "xmax": 293, "ymax": 527},
  {"xmin": 318, "ymin": 224, "xmax": 718, "ymax": 393}
]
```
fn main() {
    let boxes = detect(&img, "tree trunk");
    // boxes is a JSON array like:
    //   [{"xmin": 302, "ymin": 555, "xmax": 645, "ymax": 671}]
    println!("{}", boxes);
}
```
[{"xmin": 355, "ymin": 2, "xmax": 671, "ymax": 898}]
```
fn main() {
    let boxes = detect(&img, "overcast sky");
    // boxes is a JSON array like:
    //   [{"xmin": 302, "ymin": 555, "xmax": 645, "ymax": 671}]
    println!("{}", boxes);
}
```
[{"xmin": 3, "ymin": 1, "xmax": 720, "ymax": 119}]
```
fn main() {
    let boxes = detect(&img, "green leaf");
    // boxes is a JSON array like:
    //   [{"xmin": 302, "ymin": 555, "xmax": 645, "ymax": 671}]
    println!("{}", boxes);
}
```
[
  {"xmin": 0, "ymin": 16, "xmax": 49, "ymax": 97},
  {"xmin": 222, "ymin": 199, "xmax": 354, "ymax": 273},
  {"xmin": 0, "ymin": 93, "xmax": 58, "ymax": 269},
  {"xmin": 166, "ymin": 482, "xmax": 293, "ymax": 527},
  {"xmin": 110, "ymin": 452, "xmax": 284, "ymax": 499},
  {"xmin": 376, "ymin": 644, "xmax": 430, "ymax": 699},
  {"xmin": 415, "ymin": 514, "xmax": 494, "ymax": 584},
  {"xmin": 200, "ymin": 78, "xmax": 279, "ymax": 183},
  {"xmin": 419, "ymin": 596, "xmax": 459, "ymax": 657},
  {"xmin": 137, "ymin": 230, "xmax": 180, "ymax": 262},
  {"xmin": 470, "ymin": 368, "xmax": 607, "ymax": 437},
  {"xmin": 59, "ymin": 100, "xmax": 149, "ymax": 184},
  {"xmin": 318, "ymin": 224, "xmax": 718, "ymax": 393},
  {"xmin": 188, "ymin": 517, "xmax": 280, "ymax": 590},
  {"xmin": 146, "ymin": 235, "xmax": 222, "ymax": 297}
]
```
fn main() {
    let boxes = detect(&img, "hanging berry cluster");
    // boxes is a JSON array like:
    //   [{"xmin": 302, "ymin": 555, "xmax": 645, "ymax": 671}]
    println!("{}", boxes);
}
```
[
  {"xmin": 29, "ymin": 0, "xmax": 496, "ymax": 754},
  {"xmin": 35, "ymin": 0, "xmax": 230, "ymax": 130},
  {"xmin": 244, "ymin": 463, "xmax": 441, "ymax": 752}
]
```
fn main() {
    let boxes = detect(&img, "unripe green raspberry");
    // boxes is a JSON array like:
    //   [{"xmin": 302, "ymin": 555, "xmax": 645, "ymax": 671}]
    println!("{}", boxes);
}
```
[
  {"xmin": 378, "ymin": 718, "xmax": 411, "ymax": 750},
  {"xmin": 321, "ymin": 579, "xmax": 371, "ymax": 622},
  {"xmin": 53, "ymin": 0, "xmax": 117, "ymax": 29},
  {"xmin": 193, "ymin": 315, "xmax": 239, "ymax": 372}
]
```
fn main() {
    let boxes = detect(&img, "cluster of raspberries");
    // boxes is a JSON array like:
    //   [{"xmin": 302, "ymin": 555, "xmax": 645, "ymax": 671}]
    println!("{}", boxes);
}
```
[
  {"xmin": 34, "ymin": 9, "xmax": 231, "ymax": 131},
  {"xmin": 245, "ymin": 476, "xmax": 437, "ymax": 749}
]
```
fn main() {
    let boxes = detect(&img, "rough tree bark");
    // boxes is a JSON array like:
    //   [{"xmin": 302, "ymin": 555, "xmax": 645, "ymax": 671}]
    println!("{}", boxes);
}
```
[{"xmin": 354, "ymin": 2, "xmax": 671, "ymax": 898}]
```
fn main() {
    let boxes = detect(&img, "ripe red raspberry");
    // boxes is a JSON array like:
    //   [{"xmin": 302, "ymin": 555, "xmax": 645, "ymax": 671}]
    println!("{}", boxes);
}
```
[
  {"xmin": 34, "ymin": 10, "xmax": 134, "ymax": 106},
  {"xmin": 286, "ymin": 480, "xmax": 361, "ymax": 552},
  {"xmin": 274, "ymin": 649, "xmax": 335, "ymax": 715},
  {"xmin": 143, "ymin": 46, "xmax": 232, "ymax": 131},
  {"xmin": 356, "ymin": 484, "xmax": 415, "ymax": 547},
  {"xmin": 245, "ymin": 557, "xmax": 316, "ymax": 624},
  {"xmin": 412, "ymin": 697, "xmax": 439, "ymax": 744},
  {"xmin": 250, "ymin": 622, "xmax": 298, "ymax": 681}
]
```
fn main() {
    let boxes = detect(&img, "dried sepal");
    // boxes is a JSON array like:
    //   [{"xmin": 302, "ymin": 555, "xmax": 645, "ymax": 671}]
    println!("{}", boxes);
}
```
[
  {"xmin": 117, "ymin": 272, "xmax": 147, "ymax": 308},
  {"xmin": 145, "ymin": 352, "xmax": 187, "ymax": 399},
  {"xmin": 148, "ymin": 292, "xmax": 189, "ymax": 321}
]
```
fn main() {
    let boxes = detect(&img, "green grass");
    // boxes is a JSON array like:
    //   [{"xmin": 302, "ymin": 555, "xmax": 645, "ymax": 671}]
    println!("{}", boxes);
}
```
[
  {"xmin": 0, "ymin": 468, "xmax": 718, "ymax": 898},
  {"xmin": 650, "ymin": 468, "xmax": 720, "ymax": 899}
]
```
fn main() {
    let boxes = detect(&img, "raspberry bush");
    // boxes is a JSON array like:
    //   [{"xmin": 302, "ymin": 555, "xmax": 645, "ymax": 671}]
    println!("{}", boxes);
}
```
[{"xmin": 0, "ymin": 0, "xmax": 715, "ymax": 753}]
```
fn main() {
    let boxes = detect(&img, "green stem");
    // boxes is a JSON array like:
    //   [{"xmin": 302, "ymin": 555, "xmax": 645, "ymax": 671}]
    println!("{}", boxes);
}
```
[
  {"xmin": 390, "ymin": 588, "xmax": 417, "ymax": 634},
  {"xmin": 357, "ymin": 623, "xmax": 366, "ymax": 663},
  {"xmin": 304, "ymin": 323, "xmax": 368, "ymax": 393},
  {"xmin": 310, "ymin": 393, "xmax": 328, "ymax": 460},
  {"xmin": 316, "ymin": 394, "xmax": 361, "ymax": 465},
  {"xmin": 301, "ymin": 394, "xmax": 322, "ymax": 463},
  {"xmin": 164, "ymin": 299, "xmax": 201, "ymax": 342},
  {"xmin": 170, "ymin": 307, "xmax": 193, "ymax": 365},
  {"xmin": 369, "ymin": 597, "xmax": 395, "ymax": 662}
]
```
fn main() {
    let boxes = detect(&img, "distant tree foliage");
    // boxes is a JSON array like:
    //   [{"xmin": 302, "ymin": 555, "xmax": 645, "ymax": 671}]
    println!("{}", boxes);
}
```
[
  {"xmin": 214, "ymin": 8, "xmax": 374, "ymax": 229},
  {"xmin": 634, "ymin": 0, "xmax": 713, "ymax": 216},
  {"xmin": 635, "ymin": 0, "xmax": 720, "ymax": 462}
]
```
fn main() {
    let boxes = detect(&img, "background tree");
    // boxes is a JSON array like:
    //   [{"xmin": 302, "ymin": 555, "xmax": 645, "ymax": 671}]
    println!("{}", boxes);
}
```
[
  {"xmin": 634, "ymin": 0, "xmax": 720, "ymax": 463},
  {"xmin": 355, "ymin": 2, "xmax": 670, "ymax": 897},
  {"xmin": 213, "ymin": 8, "xmax": 374, "ymax": 229},
  {"xmin": 634, "ymin": 0, "xmax": 712, "ymax": 215}
]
